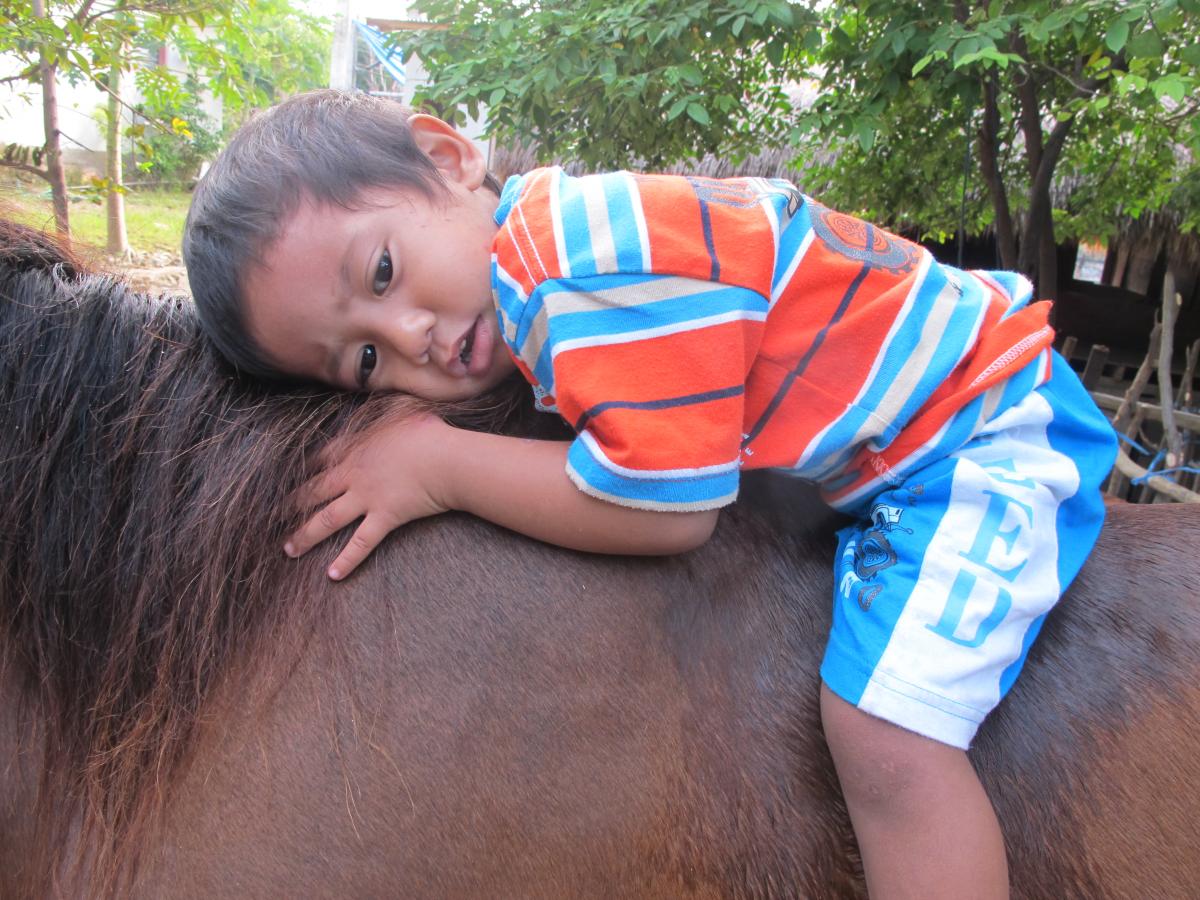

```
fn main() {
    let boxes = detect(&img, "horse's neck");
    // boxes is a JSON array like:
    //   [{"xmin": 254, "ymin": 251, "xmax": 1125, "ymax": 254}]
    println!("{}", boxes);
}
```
[{"xmin": 0, "ymin": 661, "xmax": 42, "ymax": 895}]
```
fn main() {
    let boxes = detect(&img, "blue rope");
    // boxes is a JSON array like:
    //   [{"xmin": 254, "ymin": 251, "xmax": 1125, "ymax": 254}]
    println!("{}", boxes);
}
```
[
  {"xmin": 1115, "ymin": 431, "xmax": 1150, "ymax": 455},
  {"xmin": 1146, "ymin": 465, "xmax": 1200, "ymax": 479},
  {"xmin": 1130, "ymin": 446, "xmax": 1200, "ymax": 485}
]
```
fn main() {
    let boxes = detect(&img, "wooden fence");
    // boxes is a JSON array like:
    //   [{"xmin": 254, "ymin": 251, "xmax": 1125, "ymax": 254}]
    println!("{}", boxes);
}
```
[{"xmin": 1061, "ymin": 289, "xmax": 1200, "ymax": 503}]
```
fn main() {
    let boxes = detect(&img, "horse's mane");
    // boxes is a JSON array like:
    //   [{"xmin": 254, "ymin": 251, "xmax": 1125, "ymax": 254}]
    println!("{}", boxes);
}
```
[{"xmin": 0, "ymin": 221, "xmax": 535, "ymax": 896}]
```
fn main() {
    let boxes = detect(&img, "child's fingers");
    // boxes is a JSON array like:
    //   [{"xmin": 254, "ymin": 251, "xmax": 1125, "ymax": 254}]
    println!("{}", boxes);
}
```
[
  {"xmin": 315, "ymin": 433, "xmax": 367, "ymax": 469},
  {"xmin": 290, "ymin": 469, "xmax": 344, "ymax": 512},
  {"xmin": 327, "ymin": 515, "xmax": 396, "ymax": 581},
  {"xmin": 284, "ymin": 494, "xmax": 363, "ymax": 558}
]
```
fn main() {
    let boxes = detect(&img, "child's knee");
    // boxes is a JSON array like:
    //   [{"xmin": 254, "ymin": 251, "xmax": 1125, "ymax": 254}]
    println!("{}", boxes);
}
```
[{"xmin": 820, "ymin": 683, "xmax": 959, "ymax": 815}]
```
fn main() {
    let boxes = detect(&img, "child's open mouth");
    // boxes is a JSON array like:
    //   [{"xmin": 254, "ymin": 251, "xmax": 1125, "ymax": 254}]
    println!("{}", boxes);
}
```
[
  {"xmin": 459, "ymin": 321, "xmax": 477, "ymax": 366},
  {"xmin": 452, "ymin": 315, "xmax": 493, "ymax": 377}
]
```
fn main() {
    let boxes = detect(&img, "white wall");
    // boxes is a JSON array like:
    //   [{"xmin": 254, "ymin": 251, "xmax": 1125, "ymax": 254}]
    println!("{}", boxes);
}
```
[
  {"xmin": 1, "ymin": 44, "xmax": 222, "ymax": 172},
  {"xmin": 328, "ymin": 0, "xmax": 491, "ymax": 163},
  {"xmin": 1, "ymin": 55, "xmax": 110, "ymax": 156}
]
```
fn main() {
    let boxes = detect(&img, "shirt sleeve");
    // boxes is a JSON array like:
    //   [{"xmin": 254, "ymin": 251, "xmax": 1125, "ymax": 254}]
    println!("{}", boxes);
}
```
[{"xmin": 522, "ymin": 272, "xmax": 768, "ymax": 512}]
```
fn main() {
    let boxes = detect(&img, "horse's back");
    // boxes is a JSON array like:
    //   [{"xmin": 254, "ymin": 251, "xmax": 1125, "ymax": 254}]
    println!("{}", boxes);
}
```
[
  {"xmin": 6, "ymin": 486, "xmax": 1199, "ymax": 898},
  {"xmin": 978, "ymin": 500, "xmax": 1200, "ymax": 898},
  {"xmin": 147, "ymin": 493, "xmax": 1200, "ymax": 899}
]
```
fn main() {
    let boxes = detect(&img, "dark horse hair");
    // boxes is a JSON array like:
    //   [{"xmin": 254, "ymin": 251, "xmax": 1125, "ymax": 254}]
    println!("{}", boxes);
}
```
[{"xmin": 0, "ymin": 220, "xmax": 532, "ymax": 896}]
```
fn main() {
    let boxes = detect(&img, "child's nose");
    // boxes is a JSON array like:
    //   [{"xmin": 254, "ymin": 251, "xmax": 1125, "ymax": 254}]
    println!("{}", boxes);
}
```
[{"xmin": 389, "ymin": 308, "xmax": 436, "ymax": 361}]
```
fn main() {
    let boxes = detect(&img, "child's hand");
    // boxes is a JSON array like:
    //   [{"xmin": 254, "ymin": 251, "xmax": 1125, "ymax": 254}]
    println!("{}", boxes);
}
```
[{"xmin": 285, "ymin": 414, "xmax": 452, "ymax": 580}]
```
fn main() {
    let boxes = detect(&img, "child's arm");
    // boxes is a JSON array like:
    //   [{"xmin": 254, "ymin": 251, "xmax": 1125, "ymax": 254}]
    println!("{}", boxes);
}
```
[{"xmin": 285, "ymin": 415, "xmax": 720, "ymax": 580}]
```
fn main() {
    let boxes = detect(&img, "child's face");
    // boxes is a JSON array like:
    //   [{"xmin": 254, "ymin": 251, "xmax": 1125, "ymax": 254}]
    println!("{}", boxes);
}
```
[{"xmin": 241, "ymin": 118, "xmax": 516, "ymax": 401}]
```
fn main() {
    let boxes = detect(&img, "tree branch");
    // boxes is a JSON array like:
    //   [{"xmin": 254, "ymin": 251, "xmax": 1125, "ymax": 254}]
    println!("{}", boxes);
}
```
[
  {"xmin": 977, "ymin": 76, "xmax": 1017, "ymax": 268},
  {"xmin": 82, "ymin": 2, "xmax": 219, "ymax": 28},
  {"xmin": 0, "ymin": 66, "xmax": 40, "ymax": 86},
  {"xmin": 0, "ymin": 159, "xmax": 50, "ymax": 180},
  {"xmin": 1032, "ymin": 64, "xmax": 1112, "ymax": 204},
  {"xmin": 71, "ymin": 0, "xmax": 99, "ymax": 28},
  {"xmin": 88, "ymin": 71, "xmax": 176, "ymax": 135},
  {"xmin": 1112, "ymin": 448, "xmax": 1200, "ymax": 503},
  {"xmin": 1027, "ymin": 60, "xmax": 1106, "ymax": 95}
]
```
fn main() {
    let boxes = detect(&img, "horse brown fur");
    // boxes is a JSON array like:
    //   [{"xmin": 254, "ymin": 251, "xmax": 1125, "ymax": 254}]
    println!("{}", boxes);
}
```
[{"xmin": 1, "ymin": 222, "xmax": 1198, "ymax": 897}]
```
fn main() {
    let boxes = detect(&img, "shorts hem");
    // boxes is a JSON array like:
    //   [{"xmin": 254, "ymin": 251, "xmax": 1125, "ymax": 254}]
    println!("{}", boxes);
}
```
[{"xmin": 821, "ymin": 656, "xmax": 984, "ymax": 750}]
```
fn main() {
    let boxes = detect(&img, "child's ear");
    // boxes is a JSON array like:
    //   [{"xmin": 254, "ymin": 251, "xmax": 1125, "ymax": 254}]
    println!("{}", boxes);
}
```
[{"xmin": 408, "ymin": 114, "xmax": 488, "ymax": 191}]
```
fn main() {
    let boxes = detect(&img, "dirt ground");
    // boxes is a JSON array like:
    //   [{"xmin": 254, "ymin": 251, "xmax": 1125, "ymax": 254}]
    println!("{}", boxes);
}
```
[
  {"xmin": 112, "ymin": 251, "xmax": 191, "ymax": 298},
  {"xmin": 125, "ymin": 265, "xmax": 191, "ymax": 296}
]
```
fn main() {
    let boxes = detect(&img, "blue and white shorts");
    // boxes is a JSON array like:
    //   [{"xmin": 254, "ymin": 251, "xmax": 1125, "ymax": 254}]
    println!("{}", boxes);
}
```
[{"xmin": 820, "ymin": 352, "xmax": 1118, "ymax": 748}]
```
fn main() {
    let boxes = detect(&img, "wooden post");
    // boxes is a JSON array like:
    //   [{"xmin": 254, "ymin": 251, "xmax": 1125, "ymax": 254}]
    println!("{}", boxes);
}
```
[
  {"xmin": 1081, "ymin": 344, "xmax": 1109, "ymax": 390},
  {"xmin": 1112, "ymin": 324, "xmax": 1161, "ymax": 434},
  {"xmin": 1159, "ymin": 267, "xmax": 1183, "ymax": 469},
  {"xmin": 1111, "ymin": 243, "xmax": 1130, "ymax": 288},
  {"xmin": 1060, "ymin": 335, "xmax": 1078, "ymax": 361},
  {"xmin": 1183, "ymin": 337, "xmax": 1199, "ymax": 494},
  {"xmin": 1105, "ymin": 406, "xmax": 1143, "ymax": 500},
  {"xmin": 1182, "ymin": 338, "xmax": 1198, "ymax": 410}
]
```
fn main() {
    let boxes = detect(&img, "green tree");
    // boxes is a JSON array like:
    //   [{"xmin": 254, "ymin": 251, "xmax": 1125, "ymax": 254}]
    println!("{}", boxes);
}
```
[
  {"xmin": 788, "ymin": 0, "xmax": 1200, "ymax": 296},
  {"xmin": 0, "ymin": 0, "xmax": 328, "ymax": 245},
  {"xmin": 403, "ymin": 0, "xmax": 812, "ymax": 168},
  {"xmin": 402, "ymin": 0, "xmax": 1198, "ymax": 298}
]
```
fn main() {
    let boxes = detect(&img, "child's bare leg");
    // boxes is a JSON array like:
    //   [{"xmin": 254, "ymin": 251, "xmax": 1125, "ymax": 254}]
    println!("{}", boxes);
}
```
[{"xmin": 820, "ymin": 685, "xmax": 1008, "ymax": 900}]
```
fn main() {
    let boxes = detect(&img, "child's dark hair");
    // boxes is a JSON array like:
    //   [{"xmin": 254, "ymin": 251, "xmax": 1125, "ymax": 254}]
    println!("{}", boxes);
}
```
[{"xmin": 183, "ymin": 89, "xmax": 500, "ymax": 381}]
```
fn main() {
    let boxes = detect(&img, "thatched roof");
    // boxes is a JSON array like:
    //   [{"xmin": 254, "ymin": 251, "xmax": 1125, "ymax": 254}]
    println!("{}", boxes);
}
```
[
  {"xmin": 492, "ymin": 141, "xmax": 1199, "ymax": 268},
  {"xmin": 490, "ymin": 143, "xmax": 800, "ymax": 184},
  {"xmin": 1114, "ymin": 209, "xmax": 1200, "ymax": 268}
]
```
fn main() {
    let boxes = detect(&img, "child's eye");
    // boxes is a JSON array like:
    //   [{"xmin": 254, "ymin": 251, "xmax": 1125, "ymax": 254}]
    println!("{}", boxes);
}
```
[
  {"xmin": 357, "ymin": 344, "xmax": 377, "ymax": 388},
  {"xmin": 372, "ymin": 250, "xmax": 393, "ymax": 294}
]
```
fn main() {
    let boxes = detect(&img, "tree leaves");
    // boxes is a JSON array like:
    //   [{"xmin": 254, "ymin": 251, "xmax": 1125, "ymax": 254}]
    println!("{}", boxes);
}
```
[
  {"xmin": 800, "ymin": 0, "xmax": 1200, "ymax": 245},
  {"xmin": 402, "ymin": 0, "xmax": 1197, "ymax": 242},
  {"xmin": 1105, "ymin": 19, "xmax": 1129, "ymax": 52},
  {"xmin": 1, "ymin": 0, "xmax": 328, "ymax": 130},
  {"xmin": 405, "ymin": 0, "xmax": 808, "ymax": 168}
]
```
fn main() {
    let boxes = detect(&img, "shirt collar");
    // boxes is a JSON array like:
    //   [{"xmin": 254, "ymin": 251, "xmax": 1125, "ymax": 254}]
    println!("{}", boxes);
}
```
[{"xmin": 493, "ymin": 172, "xmax": 526, "ymax": 227}]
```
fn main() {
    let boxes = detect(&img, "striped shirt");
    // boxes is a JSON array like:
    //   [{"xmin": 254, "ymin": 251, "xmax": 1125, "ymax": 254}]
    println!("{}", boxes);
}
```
[{"xmin": 490, "ymin": 168, "xmax": 1055, "ymax": 513}]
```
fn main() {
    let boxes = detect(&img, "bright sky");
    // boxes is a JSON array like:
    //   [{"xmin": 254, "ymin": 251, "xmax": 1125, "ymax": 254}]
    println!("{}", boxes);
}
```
[{"xmin": 304, "ymin": 0, "xmax": 420, "ymax": 22}]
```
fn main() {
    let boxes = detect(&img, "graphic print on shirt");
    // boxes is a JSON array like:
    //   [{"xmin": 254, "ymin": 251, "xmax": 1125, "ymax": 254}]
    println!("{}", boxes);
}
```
[
  {"xmin": 680, "ymin": 174, "xmax": 805, "ymax": 217},
  {"xmin": 839, "ymin": 503, "xmax": 911, "ymax": 611},
  {"xmin": 807, "ymin": 201, "xmax": 922, "ymax": 276}
]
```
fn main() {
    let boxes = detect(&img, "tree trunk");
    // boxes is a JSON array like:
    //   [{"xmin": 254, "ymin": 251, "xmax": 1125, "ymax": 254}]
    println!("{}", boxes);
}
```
[
  {"xmin": 1018, "ymin": 114, "xmax": 1071, "ymax": 302},
  {"xmin": 1111, "ymin": 242, "xmax": 1131, "ymax": 288},
  {"xmin": 1014, "ymin": 66, "xmax": 1054, "ymax": 296},
  {"xmin": 32, "ymin": 0, "xmax": 70, "ymax": 236},
  {"xmin": 1016, "ymin": 189, "xmax": 1060, "ymax": 302},
  {"xmin": 105, "ymin": 58, "xmax": 130, "ymax": 257},
  {"xmin": 1033, "ymin": 199, "xmax": 1058, "ymax": 301},
  {"xmin": 977, "ymin": 79, "xmax": 1017, "ymax": 270},
  {"xmin": 1159, "ymin": 265, "xmax": 1183, "ymax": 469}
]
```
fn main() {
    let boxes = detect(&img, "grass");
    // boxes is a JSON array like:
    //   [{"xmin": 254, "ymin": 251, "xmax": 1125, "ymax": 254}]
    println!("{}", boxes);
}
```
[{"xmin": 2, "ymin": 184, "xmax": 191, "ymax": 256}]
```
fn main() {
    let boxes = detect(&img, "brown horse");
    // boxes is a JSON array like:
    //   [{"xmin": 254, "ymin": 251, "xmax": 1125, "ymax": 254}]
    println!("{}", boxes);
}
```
[{"xmin": 1, "ymin": 222, "xmax": 1198, "ymax": 899}]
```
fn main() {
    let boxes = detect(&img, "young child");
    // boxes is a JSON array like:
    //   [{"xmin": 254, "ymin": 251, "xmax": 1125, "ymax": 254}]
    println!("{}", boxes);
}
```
[{"xmin": 185, "ymin": 90, "xmax": 1117, "ymax": 898}]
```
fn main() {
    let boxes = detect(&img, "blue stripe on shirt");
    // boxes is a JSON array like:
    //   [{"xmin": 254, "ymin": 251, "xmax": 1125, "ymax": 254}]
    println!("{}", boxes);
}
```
[
  {"xmin": 771, "ymin": 204, "xmax": 814, "ymax": 294},
  {"xmin": 558, "ymin": 176, "xmax": 597, "ymax": 278},
  {"xmin": 544, "ymin": 284, "xmax": 767, "ymax": 346},
  {"xmin": 567, "ymin": 438, "xmax": 740, "ymax": 507},
  {"xmin": 602, "ymin": 175, "xmax": 647, "ymax": 272}
]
